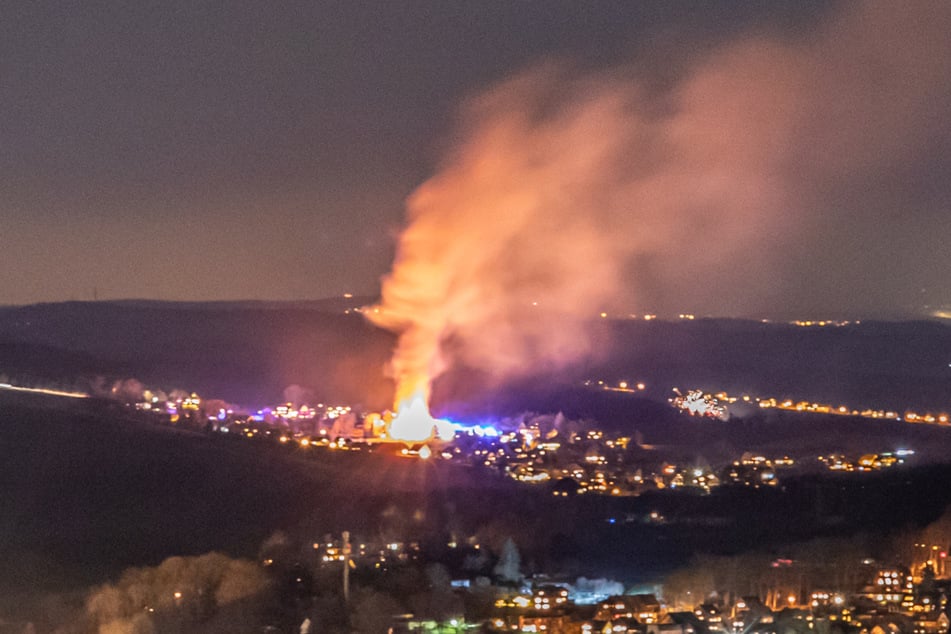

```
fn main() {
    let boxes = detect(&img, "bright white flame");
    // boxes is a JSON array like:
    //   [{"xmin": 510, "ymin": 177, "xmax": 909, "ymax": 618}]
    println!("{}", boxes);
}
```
[{"xmin": 388, "ymin": 392, "xmax": 455, "ymax": 442}]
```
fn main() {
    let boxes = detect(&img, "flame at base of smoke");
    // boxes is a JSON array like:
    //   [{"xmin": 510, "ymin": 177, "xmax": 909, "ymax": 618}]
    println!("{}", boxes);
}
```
[{"xmin": 388, "ymin": 391, "xmax": 455, "ymax": 442}]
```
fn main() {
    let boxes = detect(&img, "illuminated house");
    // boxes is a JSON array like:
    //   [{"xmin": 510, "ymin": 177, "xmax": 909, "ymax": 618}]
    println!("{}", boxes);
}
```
[
  {"xmin": 913, "ymin": 612, "xmax": 950, "ymax": 634},
  {"xmin": 595, "ymin": 594, "xmax": 666, "ymax": 625},
  {"xmin": 488, "ymin": 586, "xmax": 579, "ymax": 633},
  {"xmin": 855, "ymin": 567, "xmax": 914, "ymax": 612}
]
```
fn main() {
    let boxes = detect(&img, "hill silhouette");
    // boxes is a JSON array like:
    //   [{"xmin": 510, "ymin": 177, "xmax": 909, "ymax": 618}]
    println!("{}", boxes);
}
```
[{"xmin": 1, "ymin": 300, "xmax": 948, "ymax": 414}]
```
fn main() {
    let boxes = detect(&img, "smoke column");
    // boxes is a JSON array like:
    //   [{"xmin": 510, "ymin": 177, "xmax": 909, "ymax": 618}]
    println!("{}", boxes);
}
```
[{"xmin": 370, "ymin": 2, "xmax": 951, "ymax": 410}]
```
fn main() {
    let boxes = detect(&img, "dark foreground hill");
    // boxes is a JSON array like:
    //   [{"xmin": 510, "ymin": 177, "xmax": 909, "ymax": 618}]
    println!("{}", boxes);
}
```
[
  {"xmin": 6, "ymin": 389, "xmax": 951, "ymax": 595},
  {"xmin": 0, "ymin": 390, "xmax": 515, "ymax": 595}
]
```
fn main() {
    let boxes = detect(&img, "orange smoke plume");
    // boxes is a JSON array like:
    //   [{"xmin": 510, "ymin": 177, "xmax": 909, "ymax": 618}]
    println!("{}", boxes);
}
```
[
  {"xmin": 370, "ymin": 1, "xmax": 951, "ymax": 410},
  {"xmin": 370, "ymin": 63, "xmax": 785, "ymax": 409}
]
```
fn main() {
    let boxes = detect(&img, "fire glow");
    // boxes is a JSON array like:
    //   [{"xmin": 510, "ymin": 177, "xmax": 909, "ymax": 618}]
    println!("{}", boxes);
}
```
[
  {"xmin": 368, "ymin": 54, "xmax": 799, "ymax": 438},
  {"xmin": 369, "ymin": 3, "xmax": 928, "ymax": 438},
  {"xmin": 388, "ymin": 391, "xmax": 455, "ymax": 443}
]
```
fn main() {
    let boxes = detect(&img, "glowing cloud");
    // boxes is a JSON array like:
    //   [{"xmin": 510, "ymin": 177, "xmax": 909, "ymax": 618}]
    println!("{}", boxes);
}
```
[{"xmin": 370, "ymin": 2, "xmax": 951, "ymax": 408}]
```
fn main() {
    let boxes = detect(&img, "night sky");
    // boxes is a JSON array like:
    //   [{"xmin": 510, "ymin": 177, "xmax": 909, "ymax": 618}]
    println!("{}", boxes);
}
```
[{"xmin": 2, "ymin": 1, "xmax": 949, "ymax": 319}]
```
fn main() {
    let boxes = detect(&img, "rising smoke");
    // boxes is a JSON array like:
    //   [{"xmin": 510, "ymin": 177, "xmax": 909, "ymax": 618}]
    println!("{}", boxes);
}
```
[{"xmin": 370, "ymin": 2, "xmax": 951, "ymax": 407}]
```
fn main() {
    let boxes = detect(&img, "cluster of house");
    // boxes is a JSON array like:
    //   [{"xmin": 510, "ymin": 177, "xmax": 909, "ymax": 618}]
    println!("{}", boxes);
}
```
[
  {"xmin": 471, "ymin": 581, "xmax": 951, "ymax": 634},
  {"xmin": 386, "ymin": 563, "xmax": 951, "ymax": 634},
  {"xmin": 486, "ymin": 590, "xmax": 668, "ymax": 633}
]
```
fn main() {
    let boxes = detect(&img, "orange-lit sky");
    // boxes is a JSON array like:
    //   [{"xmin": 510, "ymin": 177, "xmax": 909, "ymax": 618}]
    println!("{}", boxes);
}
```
[{"xmin": 2, "ymin": 1, "xmax": 949, "ymax": 319}]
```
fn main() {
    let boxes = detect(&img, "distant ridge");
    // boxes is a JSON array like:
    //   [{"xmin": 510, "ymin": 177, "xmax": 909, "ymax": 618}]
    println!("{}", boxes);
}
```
[
  {"xmin": 0, "ymin": 299, "xmax": 948, "ymax": 412},
  {"xmin": 1, "ymin": 296, "xmax": 379, "ymax": 313}
]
